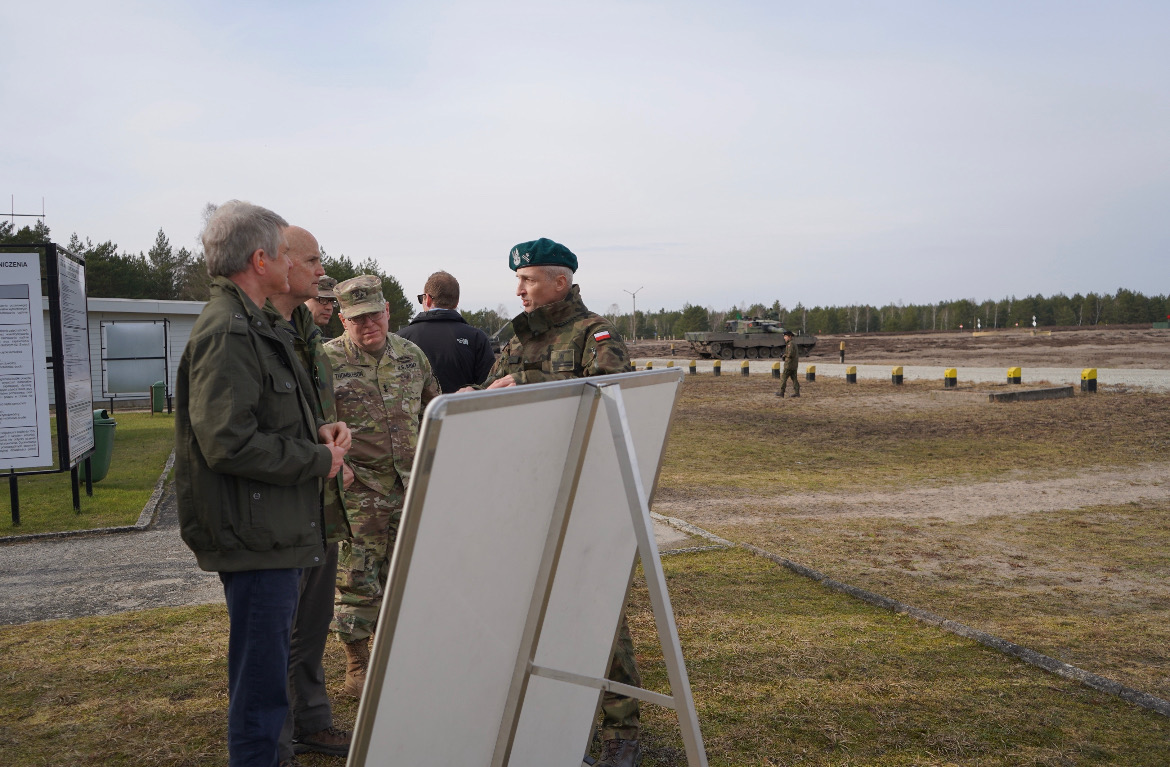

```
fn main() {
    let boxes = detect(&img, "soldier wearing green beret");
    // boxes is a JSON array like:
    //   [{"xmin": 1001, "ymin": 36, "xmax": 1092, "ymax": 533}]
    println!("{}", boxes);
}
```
[
  {"xmin": 477, "ymin": 237, "xmax": 632, "ymax": 389},
  {"xmin": 325, "ymin": 274, "xmax": 440, "ymax": 699},
  {"xmin": 469, "ymin": 238, "xmax": 641, "ymax": 767}
]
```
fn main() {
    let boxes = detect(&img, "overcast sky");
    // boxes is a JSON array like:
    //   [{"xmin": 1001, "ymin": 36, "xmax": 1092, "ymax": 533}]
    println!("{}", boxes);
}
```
[{"xmin": 3, "ymin": 1, "xmax": 1167, "ymax": 316}]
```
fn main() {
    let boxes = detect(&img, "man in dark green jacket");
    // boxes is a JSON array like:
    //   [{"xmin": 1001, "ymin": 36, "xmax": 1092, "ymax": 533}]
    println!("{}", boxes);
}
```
[
  {"xmin": 176, "ymin": 201, "xmax": 350, "ymax": 767},
  {"xmin": 265, "ymin": 225, "xmax": 353, "ymax": 762}
]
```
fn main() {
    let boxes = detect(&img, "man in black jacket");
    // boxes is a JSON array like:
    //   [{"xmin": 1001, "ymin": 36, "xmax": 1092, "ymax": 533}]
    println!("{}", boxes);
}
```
[{"xmin": 397, "ymin": 270, "xmax": 495, "ymax": 392}]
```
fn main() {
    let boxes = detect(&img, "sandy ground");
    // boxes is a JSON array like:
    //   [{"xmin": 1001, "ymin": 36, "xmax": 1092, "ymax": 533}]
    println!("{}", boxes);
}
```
[
  {"xmin": 655, "ymin": 462, "xmax": 1170, "ymax": 526},
  {"xmin": 633, "ymin": 325, "xmax": 1170, "ymax": 369}
]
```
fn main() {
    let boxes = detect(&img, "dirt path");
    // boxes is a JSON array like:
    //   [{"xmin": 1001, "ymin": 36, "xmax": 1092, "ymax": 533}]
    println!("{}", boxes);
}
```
[{"xmin": 656, "ymin": 462, "xmax": 1170, "ymax": 524}]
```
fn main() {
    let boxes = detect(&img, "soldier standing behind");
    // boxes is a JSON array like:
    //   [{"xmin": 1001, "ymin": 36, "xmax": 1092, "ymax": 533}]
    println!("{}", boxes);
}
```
[
  {"xmin": 776, "ymin": 329, "xmax": 801, "ymax": 398},
  {"xmin": 465, "ymin": 238, "xmax": 641, "ymax": 767},
  {"xmin": 325, "ymin": 275, "xmax": 440, "ymax": 698},
  {"xmin": 308, "ymin": 276, "xmax": 338, "ymax": 333}
]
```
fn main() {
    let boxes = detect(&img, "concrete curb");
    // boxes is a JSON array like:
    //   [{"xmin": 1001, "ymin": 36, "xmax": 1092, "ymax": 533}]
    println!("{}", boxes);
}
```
[
  {"xmin": 0, "ymin": 450, "xmax": 175, "ymax": 546},
  {"xmin": 653, "ymin": 512, "xmax": 1170, "ymax": 719}
]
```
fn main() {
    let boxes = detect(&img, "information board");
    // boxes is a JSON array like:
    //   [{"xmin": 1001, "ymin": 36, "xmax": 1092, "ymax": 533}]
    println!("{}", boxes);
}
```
[
  {"xmin": 350, "ymin": 369, "xmax": 707, "ymax": 767},
  {"xmin": 0, "ymin": 253, "xmax": 54, "ymax": 470},
  {"xmin": 55, "ymin": 249, "xmax": 94, "ymax": 464}
]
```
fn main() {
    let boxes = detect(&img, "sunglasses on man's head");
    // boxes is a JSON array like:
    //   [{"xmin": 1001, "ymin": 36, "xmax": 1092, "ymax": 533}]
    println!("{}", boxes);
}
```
[{"xmin": 417, "ymin": 294, "xmax": 427, "ymax": 304}]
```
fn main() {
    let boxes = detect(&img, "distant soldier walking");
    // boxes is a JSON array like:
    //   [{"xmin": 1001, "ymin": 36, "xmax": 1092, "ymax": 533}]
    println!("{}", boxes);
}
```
[
  {"xmin": 776, "ymin": 329, "xmax": 800, "ymax": 398},
  {"xmin": 325, "ymin": 275, "xmax": 439, "ymax": 698}
]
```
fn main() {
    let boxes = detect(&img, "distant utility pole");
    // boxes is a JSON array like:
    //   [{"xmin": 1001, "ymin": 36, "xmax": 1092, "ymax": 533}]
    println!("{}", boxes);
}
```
[{"xmin": 624, "ymin": 286, "xmax": 643, "ymax": 340}]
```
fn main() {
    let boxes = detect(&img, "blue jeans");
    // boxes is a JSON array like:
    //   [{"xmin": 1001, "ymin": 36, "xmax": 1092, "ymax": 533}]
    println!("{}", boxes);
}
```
[{"xmin": 220, "ymin": 568, "xmax": 302, "ymax": 767}]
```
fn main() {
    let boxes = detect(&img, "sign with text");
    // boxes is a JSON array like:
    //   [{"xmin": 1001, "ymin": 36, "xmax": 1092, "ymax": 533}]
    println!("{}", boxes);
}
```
[
  {"xmin": 0, "ymin": 253, "xmax": 54, "ymax": 470},
  {"xmin": 55, "ymin": 249, "xmax": 94, "ymax": 463}
]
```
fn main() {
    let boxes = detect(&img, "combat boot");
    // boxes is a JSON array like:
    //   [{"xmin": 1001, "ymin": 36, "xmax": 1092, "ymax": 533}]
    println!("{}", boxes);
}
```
[
  {"xmin": 343, "ymin": 637, "xmax": 370, "ymax": 698},
  {"xmin": 598, "ymin": 737, "xmax": 641, "ymax": 767}
]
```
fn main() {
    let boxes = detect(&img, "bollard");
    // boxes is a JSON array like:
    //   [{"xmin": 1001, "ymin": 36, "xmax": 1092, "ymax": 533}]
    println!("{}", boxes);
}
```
[
  {"xmin": 805, "ymin": 364, "xmax": 816, "ymax": 382},
  {"xmin": 645, "ymin": 360, "xmax": 653, "ymax": 370},
  {"xmin": 846, "ymin": 365, "xmax": 857, "ymax": 384},
  {"xmin": 670, "ymin": 343, "xmax": 675, "ymax": 357},
  {"xmin": 839, "ymin": 341, "xmax": 845, "ymax": 364},
  {"xmin": 771, "ymin": 361, "xmax": 781, "ymax": 379},
  {"xmin": 891, "ymin": 366, "xmax": 903, "ymax": 385},
  {"xmin": 1081, "ymin": 368, "xmax": 1097, "ymax": 393},
  {"xmin": 944, "ymin": 368, "xmax": 957, "ymax": 388},
  {"xmin": 666, "ymin": 360, "xmax": 674, "ymax": 368},
  {"xmin": 713, "ymin": 359, "xmax": 721, "ymax": 377},
  {"xmin": 741, "ymin": 359, "xmax": 750, "ymax": 377},
  {"xmin": 689, "ymin": 360, "xmax": 697, "ymax": 375},
  {"xmin": 1007, "ymin": 366, "xmax": 1022, "ymax": 384}
]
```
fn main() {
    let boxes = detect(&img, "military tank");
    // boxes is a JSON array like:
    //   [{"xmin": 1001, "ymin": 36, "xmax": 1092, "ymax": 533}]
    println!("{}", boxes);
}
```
[{"xmin": 684, "ymin": 318, "xmax": 818, "ymax": 360}]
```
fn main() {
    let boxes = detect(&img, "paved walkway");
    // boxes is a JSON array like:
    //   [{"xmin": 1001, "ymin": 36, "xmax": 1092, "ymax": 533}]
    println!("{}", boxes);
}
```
[
  {"xmin": 0, "ymin": 483, "xmax": 701, "ymax": 626},
  {"xmin": 635, "ymin": 360, "xmax": 1170, "ymax": 392}
]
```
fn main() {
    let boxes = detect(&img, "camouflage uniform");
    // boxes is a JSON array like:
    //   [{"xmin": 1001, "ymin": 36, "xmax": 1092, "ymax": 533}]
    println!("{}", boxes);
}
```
[
  {"xmin": 779, "ymin": 335, "xmax": 800, "ymax": 397},
  {"xmin": 482, "ymin": 284, "xmax": 631, "ymax": 386},
  {"xmin": 483, "ymin": 285, "xmax": 640, "ymax": 742},
  {"xmin": 325, "ymin": 331, "xmax": 439, "ymax": 642}
]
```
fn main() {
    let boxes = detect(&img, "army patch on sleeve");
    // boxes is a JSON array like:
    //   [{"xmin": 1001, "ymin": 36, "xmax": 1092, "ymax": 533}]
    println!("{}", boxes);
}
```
[
  {"xmin": 550, "ymin": 349, "xmax": 576, "ymax": 373},
  {"xmin": 594, "ymin": 330, "xmax": 611, "ymax": 341}
]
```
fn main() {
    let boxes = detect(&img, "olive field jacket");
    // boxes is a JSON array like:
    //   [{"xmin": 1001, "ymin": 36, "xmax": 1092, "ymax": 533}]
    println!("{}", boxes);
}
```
[{"xmin": 175, "ymin": 277, "xmax": 332, "ymax": 572}]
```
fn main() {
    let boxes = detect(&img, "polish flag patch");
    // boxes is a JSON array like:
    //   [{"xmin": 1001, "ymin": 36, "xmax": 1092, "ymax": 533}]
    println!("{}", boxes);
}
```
[{"xmin": 594, "ymin": 330, "xmax": 611, "ymax": 341}]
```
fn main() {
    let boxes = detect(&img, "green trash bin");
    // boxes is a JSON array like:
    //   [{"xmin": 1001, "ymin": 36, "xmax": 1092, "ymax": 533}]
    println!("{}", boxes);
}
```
[
  {"xmin": 151, "ymin": 381, "xmax": 166, "ymax": 414},
  {"xmin": 79, "ymin": 409, "xmax": 117, "ymax": 483}
]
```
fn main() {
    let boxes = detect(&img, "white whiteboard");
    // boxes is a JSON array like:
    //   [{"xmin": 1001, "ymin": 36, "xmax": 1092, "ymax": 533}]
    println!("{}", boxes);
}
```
[{"xmin": 350, "ymin": 369, "xmax": 686, "ymax": 767}]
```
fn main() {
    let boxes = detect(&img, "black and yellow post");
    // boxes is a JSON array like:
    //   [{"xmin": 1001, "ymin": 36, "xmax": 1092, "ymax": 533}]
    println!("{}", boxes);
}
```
[
  {"xmin": 666, "ymin": 360, "xmax": 674, "ymax": 368},
  {"xmin": 713, "ymin": 359, "xmax": 721, "ymax": 377},
  {"xmin": 688, "ymin": 360, "xmax": 697, "ymax": 375},
  {"xmin": 846, "ymin": 365, "xmax": 857, "ymax": 384},
  {"xmin": 805, "ymin": 364, "xmax": 816, "ymax": 382},
  {"xmin": 771, "ymin": 361, "xmax": 781, "ymax": 379},
  {"xmin": 1007, "ymin": 366, "xmax": 1022, "ymax": 384},
  {"xmin": 944, "ymin": 368, "xmax": 957, "ymax": 388},
  {"xmin": 741, "ymin": 359, "xmax": 750, "ymax": 377},
  {"xmin": 839, "ymin": 341, "xmax": 846, "ymax": 363},
  {"xmin": 645, "ymin": 360, "xmax": 653, "ymax": 370},
  {"xmin": 891, "ymin": 366, "xmax": 903, "ymax": 385},
  {"xmin": 670, "ymin": 343, "xmax": 675, "ymax": 356},
  {"xmin": 1081, "ymin": 368, "xmax": 1097, "ymax": 392}
]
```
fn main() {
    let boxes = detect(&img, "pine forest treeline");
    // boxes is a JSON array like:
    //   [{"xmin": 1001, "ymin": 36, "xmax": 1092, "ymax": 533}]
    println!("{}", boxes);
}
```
[{"xmin": 3, "ymin": 219, "xmax": 1164, "ymax": 338}]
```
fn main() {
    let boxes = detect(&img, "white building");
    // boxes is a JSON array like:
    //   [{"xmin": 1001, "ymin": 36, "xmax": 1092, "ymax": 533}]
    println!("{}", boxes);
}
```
[{"xmin": 42, "ymin": 296, "xmax": 206, "ymax": 409}]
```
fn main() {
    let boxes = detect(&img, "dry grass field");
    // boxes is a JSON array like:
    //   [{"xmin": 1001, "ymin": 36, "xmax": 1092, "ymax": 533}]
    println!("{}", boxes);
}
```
[{"xmin": 2, "ymin": 329, "xmax": 1169, "ymax": 765}]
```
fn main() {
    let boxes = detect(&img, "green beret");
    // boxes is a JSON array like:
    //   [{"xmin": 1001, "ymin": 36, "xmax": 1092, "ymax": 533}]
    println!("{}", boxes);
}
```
[{"xmin": 509, "ymin": 238, "xmax": 578, "ymax": 272}]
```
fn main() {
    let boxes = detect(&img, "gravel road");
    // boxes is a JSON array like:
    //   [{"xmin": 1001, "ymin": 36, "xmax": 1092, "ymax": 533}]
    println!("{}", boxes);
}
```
[
  {"xmin": 0, "ymin": 484, "xmax": 699, "ymax": 626},
  {"xmin": 634, "ymin": 360, "xmax": 1170, "ymax": 392}
]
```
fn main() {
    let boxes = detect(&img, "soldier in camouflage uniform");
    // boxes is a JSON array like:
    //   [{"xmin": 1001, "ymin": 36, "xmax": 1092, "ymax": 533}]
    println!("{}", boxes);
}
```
[
  {"xmin": 776, "ymin": 329, "xmax": 800, "ymax": 398},
  {"xmin": 264, "ymin": 227, "xmax": 353, "ymax": 763},
  {"xmin": 325, "ymin": 275, "xmax": 440, "ymax": 699},
  {"xmin": 474, "ymin": 238, "xmax": 641, "ymax": 767}
]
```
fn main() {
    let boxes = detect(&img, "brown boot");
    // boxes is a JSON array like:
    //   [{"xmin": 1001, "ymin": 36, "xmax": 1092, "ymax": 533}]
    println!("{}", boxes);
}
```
[{"xmin": 343, "ymin": 638, "xmax": 369, "ymax": 698}]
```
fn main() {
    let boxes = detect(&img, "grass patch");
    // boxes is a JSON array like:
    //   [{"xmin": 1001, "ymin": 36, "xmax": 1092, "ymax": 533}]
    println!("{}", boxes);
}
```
[
  {"xmin": 1, "ymin": 412, "xmax": 174, "ymax": 536},
  {"xmin": 2, "ymin": 551, "xmax": 1167, "ymax": 766},
  {"xmin": 712, "ymin": 503, "xmax": 1170, "ymax": 701}
]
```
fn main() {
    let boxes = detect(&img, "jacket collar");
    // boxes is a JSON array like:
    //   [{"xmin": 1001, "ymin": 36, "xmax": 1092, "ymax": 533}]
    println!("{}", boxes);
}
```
[
  {"xmin": 339, "ymin": 331, "xmax": 397, "ymax": 366},
  {"xmin": 409, "ymin": 308, "xmax": 466, "ymax": 324},
  {"xmin": 212, "ymin": 276, "xmax": 277, "ymax": 337},
  {"xmin": 512, "ymin": 284, "xmax": 586, "ymax": 336}
]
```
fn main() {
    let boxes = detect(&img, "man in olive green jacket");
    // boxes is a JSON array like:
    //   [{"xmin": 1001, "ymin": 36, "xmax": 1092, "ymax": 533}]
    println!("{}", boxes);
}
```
[{"xmin": 176, "ymin": 201, "xmax": 350, "ymax": 767}]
